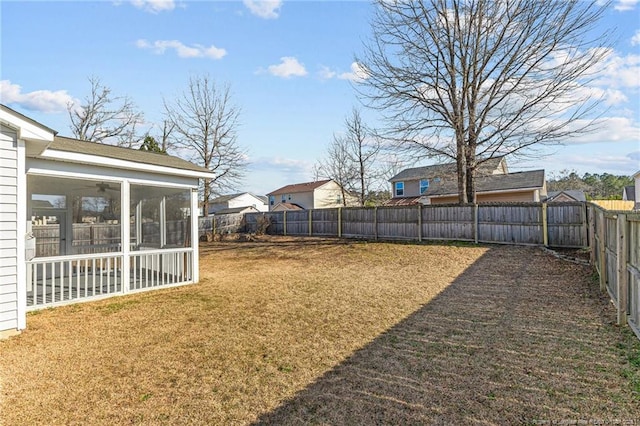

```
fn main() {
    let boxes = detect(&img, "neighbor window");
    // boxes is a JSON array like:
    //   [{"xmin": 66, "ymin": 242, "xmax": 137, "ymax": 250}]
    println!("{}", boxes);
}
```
[
  {"xmin": 269, "ymin": 195, "xmax": 275, "ymax": 206},
  {"xmin": 420, "ymin": 179, "xmax": 429, "ymax": 194},
  {"xmin": 395, "ymin": 182, "xmax": 404, "ymax": 197}
]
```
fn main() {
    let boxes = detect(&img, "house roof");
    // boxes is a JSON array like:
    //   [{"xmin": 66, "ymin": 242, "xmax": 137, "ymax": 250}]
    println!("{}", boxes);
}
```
[
  {"xmin": 267, "ymin": 179, "xmax": 332, "ymax": 195},
  {"xmin": 214, "ymin": 206, "xmax": 259, "ymax": 215},
  {"xmin": 546, "ymin": 190, "xmax": 587, "ymax": 202},
  {"xmin": 0, "ymin": 104, "xmax": 58, "ymax": 136},
  {"xmin": 272, "ymin": 202, "xmax": 304, "ymax": 211},
  {"xmin": 383, "ymin": 197, "xmax": 422, "ymax": 207},
  {"xmin": 624, "ymin": 185, "xmax": 636, "ymax": 202},
  {"xmin": 49, "ymin": 136, "xmax": 210, "ymax": 174},
  {"xmin": 210, "ymin": 192, "xmax": 261, "ymax": 204},
  {"xmin": 390, "ymin": 156, "xmax": 506, "ymax": 182},
  {"xmin": 424, "ymin": 169, "xmax": 545, "ymax": 197}
]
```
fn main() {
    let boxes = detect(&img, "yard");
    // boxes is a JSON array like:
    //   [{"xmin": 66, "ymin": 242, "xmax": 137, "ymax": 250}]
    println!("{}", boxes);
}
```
[{"xmin": 1, "ymin": 236, "xmax": 638, "ymax": 425}]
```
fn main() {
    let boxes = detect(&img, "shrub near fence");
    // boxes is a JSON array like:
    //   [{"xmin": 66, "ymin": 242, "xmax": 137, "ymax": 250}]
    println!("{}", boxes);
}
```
[
  {"xmin": 245, "ymin": 202, "xmax": 588, "ymax": 248},
  {"xmin": 589, "ymin": 203, "xmax": 640, "ymax": 339}
]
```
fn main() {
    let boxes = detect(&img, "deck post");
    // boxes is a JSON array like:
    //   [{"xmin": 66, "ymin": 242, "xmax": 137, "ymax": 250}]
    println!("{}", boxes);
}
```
[
  {"xmin": 191, "ymin": 188, "xmax": 200, "ymax": 283},
  {"xmin": 309, "ymin": 209, "xmax": 312, "ymax": 236},
  {"xmin": 121, "ymin": 180, "xmax": 131, "ymax": 293}
]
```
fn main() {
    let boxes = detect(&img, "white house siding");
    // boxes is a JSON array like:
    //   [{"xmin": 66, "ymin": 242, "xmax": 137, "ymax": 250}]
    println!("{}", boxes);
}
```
[
  {"xmin": 314, "ymin": 181, "xmax": 355, "ymax": 208},
  {"xmin": 0, "ymin": 125, "xmax": 19, "ymax": 332},
  {"xmin": 228, "ymin": 193, "xmax": 268, "ymax": 212}
]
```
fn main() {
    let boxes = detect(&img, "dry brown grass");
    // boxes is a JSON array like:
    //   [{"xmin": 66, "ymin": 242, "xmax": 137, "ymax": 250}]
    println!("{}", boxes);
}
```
[{"xmin": 0, "ymin": 236, "xmax": 638, "ymax": 425}]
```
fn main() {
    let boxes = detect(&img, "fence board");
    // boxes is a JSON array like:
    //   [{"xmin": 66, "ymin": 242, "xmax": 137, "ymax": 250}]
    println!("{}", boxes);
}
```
[
  {"xmin": 547, "ymin": 202, "xmax": 587, "ymax": 248},
  {"xmin": 478, "ymin": 204, "xmax": 543, "ymax": 245},
  {"xmin": 311, "ymin": 209, "xmax": 338, "ymax": 236},
  {"xmin": 589, "ymin": 204, "xmax": 640, "ymax": 340},
  {"xmin": 422, "ymin": 205, "xmax": 474, "ymax": 241},
  {"xmin": 377, "ymin": 206, "xmax": 420, "ymax": 240}
]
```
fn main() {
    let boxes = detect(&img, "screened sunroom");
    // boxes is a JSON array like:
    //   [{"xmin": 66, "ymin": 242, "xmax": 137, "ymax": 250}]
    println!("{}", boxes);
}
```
[{"xmin": 24, "ymin": 136, "xmax": 214, "ymax": 311}]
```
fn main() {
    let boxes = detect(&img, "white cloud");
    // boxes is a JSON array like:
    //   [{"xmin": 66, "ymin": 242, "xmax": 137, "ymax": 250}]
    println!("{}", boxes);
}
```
[
  {"xmin": 631, "ymin": 30, "xmax": 640, "ymax": 46},
  {"xmin": 0, "ymin": 80, "xmax": 76, "ymax": 113},
  {"xmin": 243, "ymin": 0, "xmax": 282, "ymax": 19},
  {"xmin": 338, "ymin": 62, "xmax": 369, "ymax": 82},
  {"xmin": 318, "ymin": 66, "xmax": 337, "ymax": 80},
  {"xmin": 613, "ymin": 0, "xmax": 638, "ymax": 11},
  {"xmin": 591, "ymin": 49, "xmax": 640, "ymax": 89},
  {"xmin": 318, "ymin": 62, "xmax": 369, "ymax": 82},
  {"xmin": 130, "ymin": 0, "xmax": 175, "ymax": 13},
  {"xmin": 561, "ymin": 116, "xmax": 640, "ymax": 144},
  {"xmin": 136, "ymin": 39, "xmax": 226, "ymax": 59},
  {"xmin": 267, "ymin": 57, "xmax": 307, "ymax": 78}
]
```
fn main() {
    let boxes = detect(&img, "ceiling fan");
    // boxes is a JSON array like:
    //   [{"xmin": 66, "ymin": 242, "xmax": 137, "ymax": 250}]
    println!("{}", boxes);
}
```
[{"xmin": 95, "ymin": 182, "xmax": 116, "ymax": 193}]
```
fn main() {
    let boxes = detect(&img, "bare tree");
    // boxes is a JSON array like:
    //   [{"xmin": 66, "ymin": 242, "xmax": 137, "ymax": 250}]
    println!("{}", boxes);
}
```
[
  {"xmin": 67, "ymin": 76, "xmax": 144, "ymax": 146},
  {"xmin": 317, "ymin": 108, "xmax": 382, "ymax": 206},
  {"xmin": 164, "ymin": 75, "xmax": 246, "ymax": 216},
  {"xmin": 357, "ymin": 0, "xmax": 611, "ymax": 204}
]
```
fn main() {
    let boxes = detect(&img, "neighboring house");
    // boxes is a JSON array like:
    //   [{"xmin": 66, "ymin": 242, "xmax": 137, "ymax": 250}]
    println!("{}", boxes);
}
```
[
  {"xmin": 266, "ymin": 179, "xmax": 357, "ymax": 211},
  {"xmin": 205, "ymin": 192, "xmax": 268, "ymax": 215},
  {"xmin": 631, "ymin": 171, "xmax": 640, "ymax": 210},
  {"xmin": 387, "ymin": 156, "xmax": 546, "ymax": 205},
  {"xmin": 545, "ymin": 190, "xmax": 587, "ymax": 203},
  {"xmin": 0, "ymin": 104, "xmax": 214, "ymax": 337},
  {"xmin": 622, "ymin": 185, "xmax": 635, "ymax": 203}
]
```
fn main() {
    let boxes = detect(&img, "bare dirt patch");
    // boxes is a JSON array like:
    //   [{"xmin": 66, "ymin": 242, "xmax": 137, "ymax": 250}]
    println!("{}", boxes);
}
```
[{"xmin": 1, "ymin": 236, "xmax": 638, "ymax": 425}]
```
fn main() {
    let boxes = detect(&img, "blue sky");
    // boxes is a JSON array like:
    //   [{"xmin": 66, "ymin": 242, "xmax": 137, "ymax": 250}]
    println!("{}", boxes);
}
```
[{"xmin": 1, "ymin": 0, "xmax": 639, "ymax": 196}]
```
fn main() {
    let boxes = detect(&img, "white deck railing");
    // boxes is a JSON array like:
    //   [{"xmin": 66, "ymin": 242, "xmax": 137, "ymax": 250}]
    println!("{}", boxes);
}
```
[
  {"xmin": 26, "ymin": 248, "xmax": 193, "ymax": 310},
  {"xmin": 130, "ymin": 248, "xmax": 193, "ymax": 291}
]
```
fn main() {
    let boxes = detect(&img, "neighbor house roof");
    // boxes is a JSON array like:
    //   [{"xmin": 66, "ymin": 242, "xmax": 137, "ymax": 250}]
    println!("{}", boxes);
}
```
[
  {"xmin": 214, "ymin": 206, "xmax": 259, "ymax": 215},
  {"xmin": 48, "ymin": 136, "xmax": 210, "ymax": 173},
  {"xmin": 390, "ymin": 156, "xmax": 506, "ymax": 182},
  {"xmin": 267, "ymin": 180, "xmax": 332, "ymax": 195},
  {"xmin": 546, "ymin": 190, "xmax": 587, "ymax": 202},
  {"xmin": 210, "ymin": 192, "xmax": 261, "ymax": 203},
  {"xmin": 624, "ymin": 186, "xmax": 636, "ymax": 202},
  {"xmin": 272, "ymin": 202, "xmax": 304, "ymax": 211},
  {"xmin": 424, "ymin": 169, "xmax": 545, "ymax": 197},
  {"xmin": 383, "ymin": 197, "xmax": 422, "ymax": 207}
]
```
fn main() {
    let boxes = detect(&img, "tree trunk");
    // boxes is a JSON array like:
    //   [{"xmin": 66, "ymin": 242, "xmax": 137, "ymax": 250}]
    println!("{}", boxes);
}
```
[
  {"xmin": 457, "ymin": 139, "xmax": 468, "ymax": 205},
  {"xmin": 202, "ymin": 178, "xmax": 210, "ymax": 217}
]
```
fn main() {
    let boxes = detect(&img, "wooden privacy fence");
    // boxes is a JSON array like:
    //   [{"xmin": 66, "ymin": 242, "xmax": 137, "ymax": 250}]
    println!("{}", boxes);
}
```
[
  {"xmin": 198, "ymin": 213, "xmax": 246, "ymax": 237},
  {"xmin": 245, "ymin": 202, "xmax": 588, "ymax": 248},
  {"xmin": 589, "ymin": 203, "xmax": 640, "ymax": 339}
]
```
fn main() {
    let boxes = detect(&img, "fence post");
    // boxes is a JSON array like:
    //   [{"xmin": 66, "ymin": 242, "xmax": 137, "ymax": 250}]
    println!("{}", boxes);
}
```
[
  {"xmin": 542, "ymin": 202, "xmax": 548, "ymax": 247},
  {"xmin": 598, "ymin": 209, "xmax": 606, "ymax": 292},
  {"xmin": 374, "ymin": 207, "xmax": 378, "ymax": 241},
  {"xmin": 418, "ymin": 203, "xmax": 422, "ymax": 242},
  {"xmin": 338, "ymin": 207, "xmax": 342, "ymax": 238},
  {"xmin": 588, "ymin": 204, "xmax": 595, "ymax": 265},
  {"xmin": 212, "ymin": 216, "xmax": 216, "ymax": 235},
  {"xmin": 617, "ymin": 213, "xmax": 628, "ymax": 325},
  {"xmin": 308, "ymin": 209, "xmax": 312, "ymax": 236},
  {"xmin": 283, "ymin": 210, "xmax": 287, "ymax": 236},
  {"xmin": 474, "ymin": 204, "xmax": 479, "ymax": 244}
]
